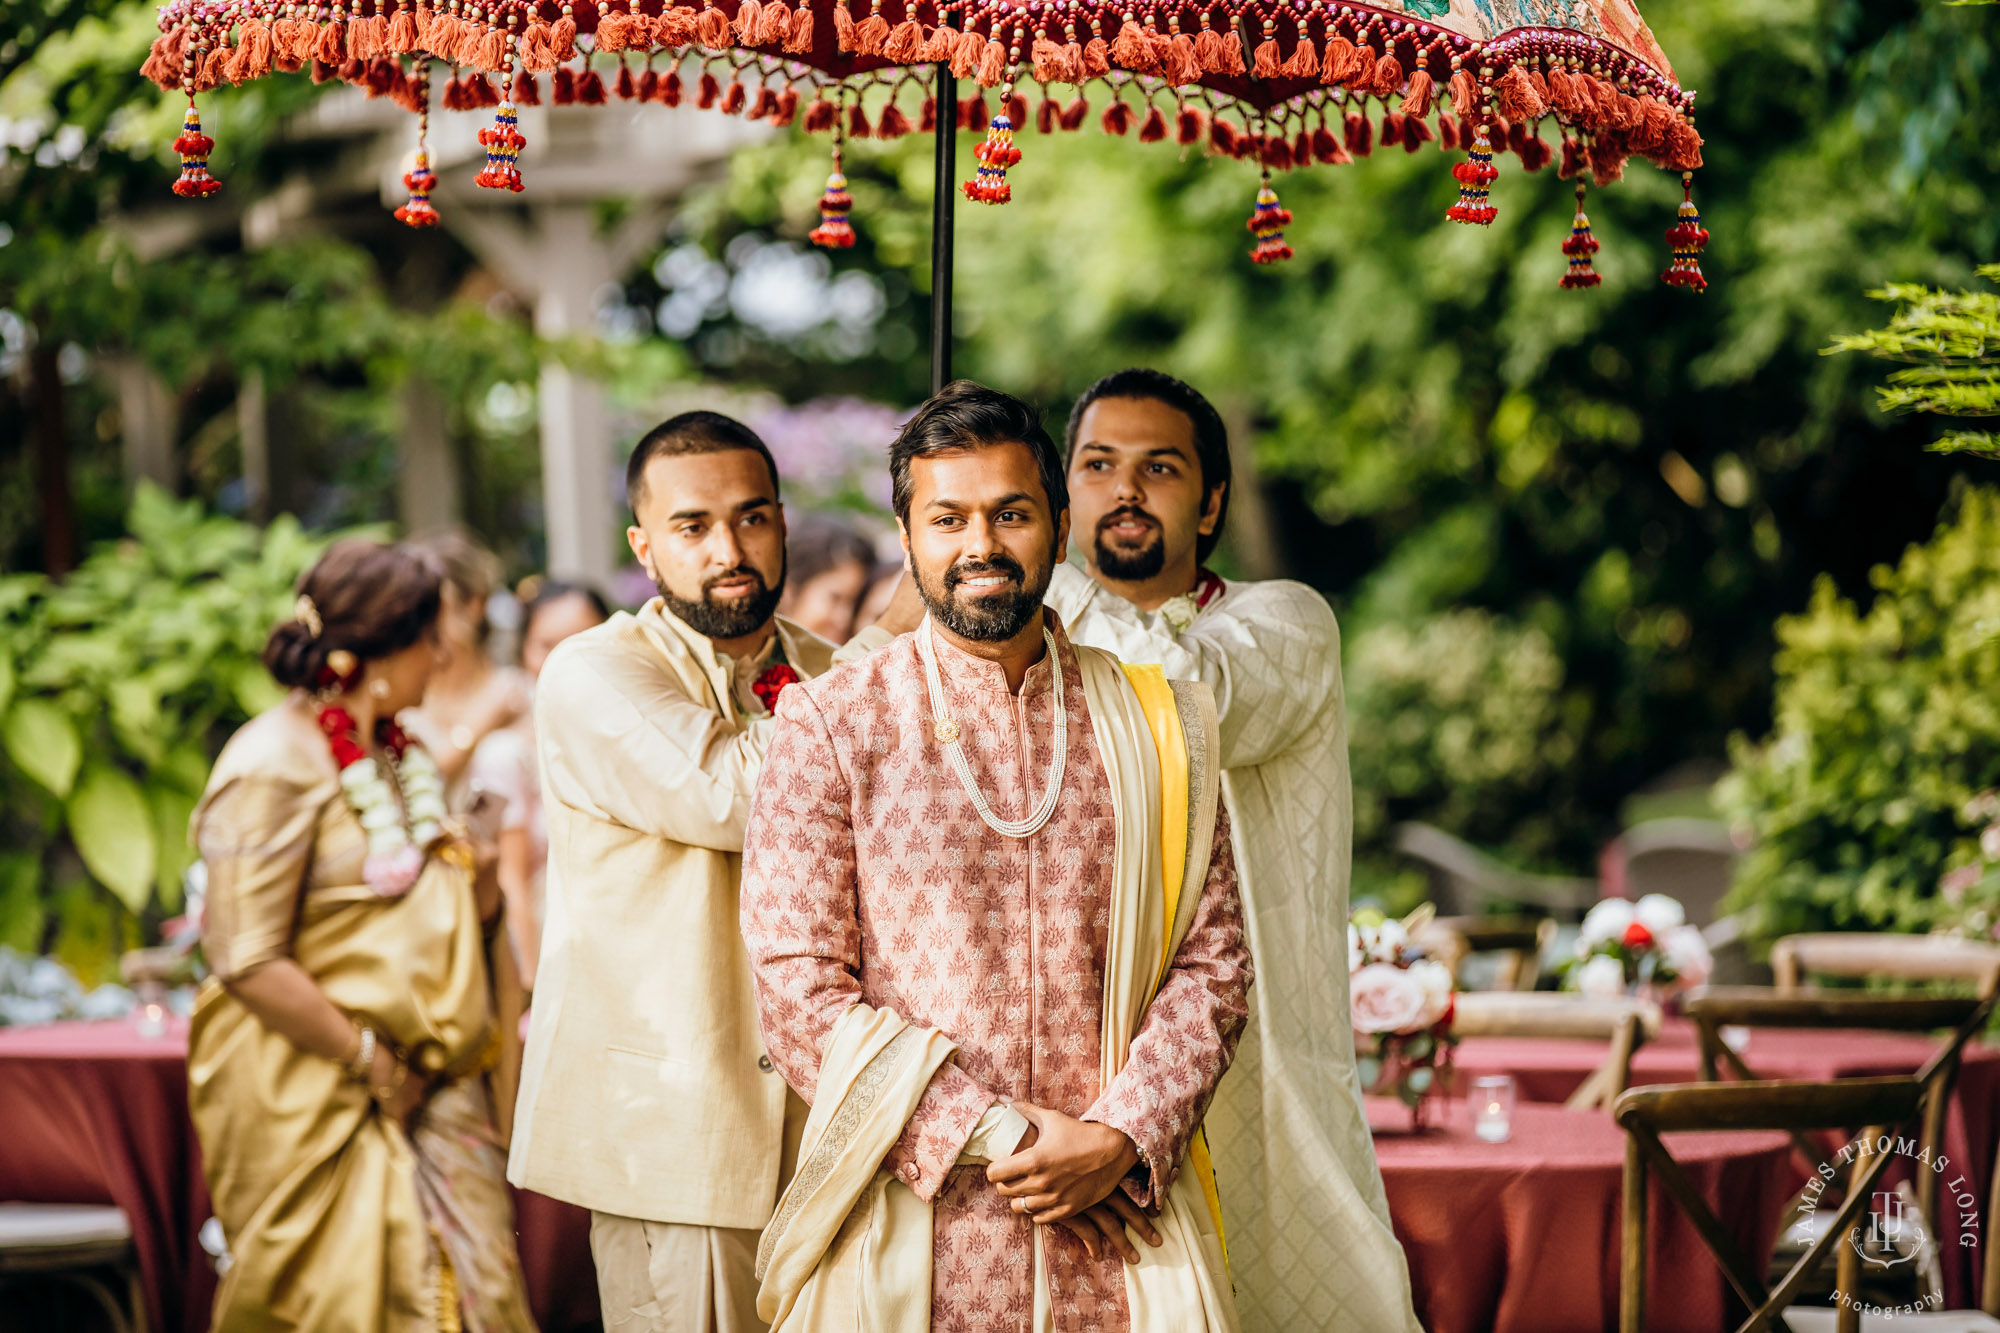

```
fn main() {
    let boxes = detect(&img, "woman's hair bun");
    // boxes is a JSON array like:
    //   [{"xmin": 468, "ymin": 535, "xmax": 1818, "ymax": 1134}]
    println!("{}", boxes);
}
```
[{"xmin": 262, "ymin": 540, "xmax": 444, "ymax": 693}]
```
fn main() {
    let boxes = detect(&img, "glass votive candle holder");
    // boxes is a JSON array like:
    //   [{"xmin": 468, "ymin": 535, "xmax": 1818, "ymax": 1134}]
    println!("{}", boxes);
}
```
[
  {"xmin": 1720, "ymin": 1024, "xmax": 1752, "ymax": 1054},
  {"xmin": 1472, "ymin": 1074, "xmax": 1516, "ymax": 1143},
  {"xmin": 132, "ymin": 980, "xmax": 168, "ymax": 1039}
]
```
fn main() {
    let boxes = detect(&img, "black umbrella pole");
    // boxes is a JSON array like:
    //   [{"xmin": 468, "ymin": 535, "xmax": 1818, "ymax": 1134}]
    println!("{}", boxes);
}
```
[{"xmin": 930, "ymin": 60, "xmax": 956, "ymax": 395}]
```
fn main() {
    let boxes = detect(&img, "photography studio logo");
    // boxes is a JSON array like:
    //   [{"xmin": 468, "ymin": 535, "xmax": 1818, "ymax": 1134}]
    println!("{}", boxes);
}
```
[{"xmin": 1794, "ymin": 1133, "xmax": 1981, "ymax": 1319}]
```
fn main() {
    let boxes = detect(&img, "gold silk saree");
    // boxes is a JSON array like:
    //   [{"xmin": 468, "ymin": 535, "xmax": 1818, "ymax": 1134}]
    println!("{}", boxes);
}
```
[{"xmin": 189, "ymin": 710, "xmax": 536, "ymax": 1333}]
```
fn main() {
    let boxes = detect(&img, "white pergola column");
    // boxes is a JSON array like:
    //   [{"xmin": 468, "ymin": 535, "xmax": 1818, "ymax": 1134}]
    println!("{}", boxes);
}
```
[{"xmin": 530, "ymin": 205, "xmax": 618, "ymax": 587}]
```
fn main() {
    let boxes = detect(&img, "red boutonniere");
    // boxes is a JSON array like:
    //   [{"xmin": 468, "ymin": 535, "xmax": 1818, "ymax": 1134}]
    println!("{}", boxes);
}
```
[{"xmin": 753, "ymin": 664, "xmax": 801, "ymax": 714}]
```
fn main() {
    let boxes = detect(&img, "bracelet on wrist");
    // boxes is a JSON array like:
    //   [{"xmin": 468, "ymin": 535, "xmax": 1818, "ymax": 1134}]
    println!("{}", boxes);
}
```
[{"xmin": 345, "ymin": 1022, "xmax": 377, "ymax": 1082}]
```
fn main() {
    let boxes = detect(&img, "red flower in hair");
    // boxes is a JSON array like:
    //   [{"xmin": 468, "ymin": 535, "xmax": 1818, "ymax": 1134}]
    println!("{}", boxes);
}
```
[
  {"xmin": 1621, "ymin": 921, "xmax": 1655, "ymax": 950},
  {"xmin": 753, "ymin": 664, "xmax": 801, "ymax": 714}
]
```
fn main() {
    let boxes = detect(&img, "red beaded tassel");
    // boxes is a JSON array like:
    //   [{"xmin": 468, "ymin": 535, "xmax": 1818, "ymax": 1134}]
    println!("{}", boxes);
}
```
[
  {"xmin": 475, "ymin": 34, "xmax": 525, "ymax": 192},
  {"xmin": 475, "ymin": 99, "xmax": 525, "ymax": 191},
  {"xmin": 1446, "ymin": 121, "xmax": 1497, "ymax": 225},
  {"xmin": 1559, "ymin": 182, "xmax": 1600, "ymax": 289},
  {"xmin": 1245, "ymin": 170, "xmax": 1293, "ymax": 265},
  {"xmin": 808, "ymin": 144, "xmax": 856, "ymax": 248},
  {"xmin": 172, "ymin": 101, "xmax": 221, "ymax": 198},
  {"xmin": 963, "ymin": 78, "xmax": 1021, "ymax": 204},
  {"xmin": 1660, "ymin": 172, "xmax": 1709, "ymax": 292},
  {"xmin": 395, "ymin": 90, "xmax": 441, "ymax": 227}
]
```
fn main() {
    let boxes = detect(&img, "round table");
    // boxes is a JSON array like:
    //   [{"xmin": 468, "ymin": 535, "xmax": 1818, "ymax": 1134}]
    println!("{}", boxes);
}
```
[
  {"xmin": 1453, "ymin": 1018, "xmax": 2000, "ymax": 1308},
  {"xmin": 1371, "ymin": 1096, "xmax": 1796, "ymax": 1333},
  {"xmin": 0, "ymin": 1018, "xmax": 599, "ymax": 1333}
]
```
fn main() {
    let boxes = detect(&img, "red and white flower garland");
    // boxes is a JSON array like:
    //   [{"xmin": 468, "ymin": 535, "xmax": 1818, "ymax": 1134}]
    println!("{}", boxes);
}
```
[{"xmin": 317, "ymin": 706, "xmax": 448, "ymax": 898}]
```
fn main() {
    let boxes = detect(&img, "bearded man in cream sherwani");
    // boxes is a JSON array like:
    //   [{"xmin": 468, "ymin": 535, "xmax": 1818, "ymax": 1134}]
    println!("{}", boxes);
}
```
[
  {"xmin": 512, "ymin": 411, "xmax": 922, "ymax": 1333},
  {"xmin": 1047, "ymin": 369, "xmax": 1420, "ymax": 1332},
  {"xmin": 740, "ymin": 380, "xmax": 1252, "ymax": 1333}
]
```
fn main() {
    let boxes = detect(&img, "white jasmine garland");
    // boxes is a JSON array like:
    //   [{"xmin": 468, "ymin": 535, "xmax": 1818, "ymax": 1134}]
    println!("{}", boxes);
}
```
[{"xmin": 329, "ymin": 732, "xmax": 447, "ymax": 897}]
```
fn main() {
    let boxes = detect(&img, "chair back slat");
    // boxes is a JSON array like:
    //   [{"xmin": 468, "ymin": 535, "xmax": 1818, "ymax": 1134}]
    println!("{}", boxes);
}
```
[
  {"xmin": 1614, "ymin": 1075, "xmax": 1922, "ymax": 1135},
  {"xmin": 1685, "ymin": 988, "xmax": 1983, "ymax": 1033},
  {"xmin": 1772, "ymin": 932, "xmax": 2000, "ymax": 997}
]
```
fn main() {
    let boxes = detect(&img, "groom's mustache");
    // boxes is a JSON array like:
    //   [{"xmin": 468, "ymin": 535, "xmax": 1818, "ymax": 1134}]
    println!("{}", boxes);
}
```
[{"xmin": 943, "ymin": 556, "xmax": 1026, "ymax": 591}]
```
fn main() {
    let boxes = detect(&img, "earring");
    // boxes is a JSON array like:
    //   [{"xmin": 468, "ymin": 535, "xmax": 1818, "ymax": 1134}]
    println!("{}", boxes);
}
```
[{"xmin": 368, "ymin": 677, "xmax": 392, "ymax": 701}]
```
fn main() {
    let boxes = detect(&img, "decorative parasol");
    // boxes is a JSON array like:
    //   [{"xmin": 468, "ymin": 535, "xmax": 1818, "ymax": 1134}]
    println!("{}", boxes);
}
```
[{"xmin": 142, "ymin": 0, "xmax": 1709, "ymax": 391}]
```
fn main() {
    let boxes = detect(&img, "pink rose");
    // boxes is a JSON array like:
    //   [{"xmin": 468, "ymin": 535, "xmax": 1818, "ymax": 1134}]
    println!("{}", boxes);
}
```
[{"xmin": 1352, "ymin": 963, "xmax": 1431, "ymax": 1035}]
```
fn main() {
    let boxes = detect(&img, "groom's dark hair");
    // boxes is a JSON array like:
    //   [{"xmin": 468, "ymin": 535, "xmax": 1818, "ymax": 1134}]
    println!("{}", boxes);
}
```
[{"xmin": 889, "ymin": 380, "xmax": 1067, "ymax": 526}]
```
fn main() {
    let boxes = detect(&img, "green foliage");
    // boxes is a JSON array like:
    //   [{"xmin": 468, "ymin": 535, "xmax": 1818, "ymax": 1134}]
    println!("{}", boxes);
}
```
[
  {"xmin": 1828, "ymin": 265, "xmax": 2000, "ymax": 457},
  {"xmin": 1718, "ymin": 484, "xmax": 2000, "ymax": 948},
  {"xmin": 0, "ymin": 486, "xmax": 335, "ymax": 978},
  {"xmin": 1346, "ymin": 610, "xmax": 1585, "ymax": 866}
]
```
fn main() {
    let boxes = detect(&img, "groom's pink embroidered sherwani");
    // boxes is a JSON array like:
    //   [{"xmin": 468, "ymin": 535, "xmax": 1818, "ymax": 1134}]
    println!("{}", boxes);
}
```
[{"xmin": 740, "ymin": 617, "xmax": 1251, "ymax": 1333}]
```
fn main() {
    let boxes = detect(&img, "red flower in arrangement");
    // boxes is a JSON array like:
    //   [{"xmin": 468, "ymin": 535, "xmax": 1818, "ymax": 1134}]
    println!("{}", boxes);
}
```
[
  {"xmin": 316, "ymin": 706, "xmax": 367, "ymax": 769},
  {"xmin": 1621, "ymin": 921, "xmax": 1656, "ymax": 950},
  {"xmin": 753, "ymin": 664, "xmax": 802, "ymax": 714}
]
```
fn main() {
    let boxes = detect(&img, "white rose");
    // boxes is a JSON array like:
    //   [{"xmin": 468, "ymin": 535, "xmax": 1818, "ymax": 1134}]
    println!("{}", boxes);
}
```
[
  {"xmin": 1663, "ymin": 926, "xmax": 1713, "ymax": 987},
  {"xmin": 1576, "ymin": 954, "xmax": 1628, "ymax": 999},
  {"xmin": 1634, "ymin": 894, "xmax": 1686, "ymax": 935},
  {"xmin": 1351, "ymin": 963, "xmax": 1431, "ymax": 1035},
  {"xmin": 1376, "ymin": 919, "xmax": 1410, "ymax": 958},
  {"xmin": 1407, "ymin": 960, "xmax": 1455, "ymax": 1030},
  {"xmin": 1348, "ymin": 924, "xmax": 1363, "ymax": 974},
  {"xmin": 1580, "ymin": 898, "xmax": 1637, "ymax": 948},
  {"xmin": 1356, "ymin": 921, "xmax": 1381, "ymax": 963}
]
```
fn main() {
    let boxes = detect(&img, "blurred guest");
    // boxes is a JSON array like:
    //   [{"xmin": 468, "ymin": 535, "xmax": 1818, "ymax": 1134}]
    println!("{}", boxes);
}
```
[
  {"xmin": 405, "ymin": 529, "xmax": 532, "ymax": 795},
  {"xmin": 189, "ymin": 539, "xmax": 534, "ymax": 1332},
  {"xmin": 852, "ymin": 556, "xmax": 907, "ymax": 635},
  {"xmin": 469, "ymin": 580, "xmax": 610, "ymax": 991},
  {"xmin": 776, "ymin": 512, "xmax": 874, "ymax": 643}
]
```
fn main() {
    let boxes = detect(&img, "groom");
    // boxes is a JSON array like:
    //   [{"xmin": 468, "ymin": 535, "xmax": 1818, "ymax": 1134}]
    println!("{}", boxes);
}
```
[{"xmin": 739, "ymin": 380, "xmax": 1252, "ymax": 1333}]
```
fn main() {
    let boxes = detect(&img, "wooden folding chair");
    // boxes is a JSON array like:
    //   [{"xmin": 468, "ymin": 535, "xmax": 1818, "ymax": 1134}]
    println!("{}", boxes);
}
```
[
  {"xmin": 1453, "ymin": 991, "xmax": 1661, "ymax": 1111},
  {"xmin": 1616, "ymin": 996, "xmax": 1995, "ymax": 1333},
  {"xmin": 1415, "ymin": 914, "xmax": 1559, "ymax": 992},
  {"xmin": 1687, "ymin": 989, "xmax": 1987, "ymax": 1236},
  {"xmin": 1771, "ymin": 934, "xmax": 2000, "ymax": 999}
]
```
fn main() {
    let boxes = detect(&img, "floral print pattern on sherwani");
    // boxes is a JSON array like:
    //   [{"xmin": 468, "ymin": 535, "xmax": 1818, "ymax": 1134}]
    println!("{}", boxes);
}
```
[{"xmin": 741, "ymin": 617, "xmax": 1252, "ymax": 1333}]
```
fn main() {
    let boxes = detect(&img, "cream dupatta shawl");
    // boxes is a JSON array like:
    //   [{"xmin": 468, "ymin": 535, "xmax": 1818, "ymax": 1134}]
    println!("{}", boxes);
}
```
[{"xmin": 755, "ymin": 645, "xmax": 1238, "ymax": 1333}]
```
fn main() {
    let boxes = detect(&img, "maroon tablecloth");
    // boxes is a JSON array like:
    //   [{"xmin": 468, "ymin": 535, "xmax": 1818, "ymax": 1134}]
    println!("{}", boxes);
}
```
[
  {"xmin": 1455, "ymin": 1018, "xmax": 2000, "ymax": 1308},
  {"xmin": 0, "ymin": 1019, "xmax": 600, "ymax": 1333},
  {"xmin": 1372, "ymin": 1096, "xmax": 1796, "ymax": 1333}
]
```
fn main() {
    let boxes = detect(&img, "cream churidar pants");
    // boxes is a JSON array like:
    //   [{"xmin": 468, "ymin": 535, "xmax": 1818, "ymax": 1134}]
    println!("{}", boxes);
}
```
[{"xmin": 592, "ymin": 1213, "xmax": 769, "ymax": 1333}]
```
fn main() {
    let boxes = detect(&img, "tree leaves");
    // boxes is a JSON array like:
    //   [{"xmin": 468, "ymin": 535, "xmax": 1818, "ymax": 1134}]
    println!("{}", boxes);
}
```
[
  {"xmin": 65, "ymin": 764, "xmax": 156, "ymax": 914},
  {"xmin": 2, "ymin": 699, "xmax": 82, "ymax": 798}
]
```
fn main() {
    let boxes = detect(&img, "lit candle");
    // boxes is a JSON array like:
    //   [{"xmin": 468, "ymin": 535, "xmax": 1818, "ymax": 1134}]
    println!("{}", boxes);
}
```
[
  {"xmin": 136, "ymin": 1003, "xmax": 166, "ymax": 1039},
  {"xmin": 1472, "ymin": 1074, "xmax": 1515, "ymax": 1143}
]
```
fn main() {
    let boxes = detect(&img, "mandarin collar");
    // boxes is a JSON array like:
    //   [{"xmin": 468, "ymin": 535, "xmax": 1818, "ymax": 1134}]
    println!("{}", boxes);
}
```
[{"xmin": 926, "ymin": 609, "xmax": 1069, "ymax": 700}]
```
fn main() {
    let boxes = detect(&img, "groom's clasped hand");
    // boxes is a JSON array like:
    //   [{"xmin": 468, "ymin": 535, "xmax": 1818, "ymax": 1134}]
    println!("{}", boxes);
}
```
[{"xmin": 989, "ymin": 1100, "xmax": 1165, "ymax": 1264}]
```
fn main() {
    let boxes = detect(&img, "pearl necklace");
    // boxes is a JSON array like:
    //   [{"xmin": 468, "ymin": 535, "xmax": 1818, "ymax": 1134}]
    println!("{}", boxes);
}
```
[{"xmin": 917, "ymin": 616, "xmax": 1066, "ymax": 840}]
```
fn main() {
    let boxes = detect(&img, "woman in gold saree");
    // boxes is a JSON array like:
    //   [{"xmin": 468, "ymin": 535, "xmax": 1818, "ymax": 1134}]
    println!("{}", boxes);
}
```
[{"xmin": 189, "ymin": 538, "xmax": 536, "ymax": 1332}]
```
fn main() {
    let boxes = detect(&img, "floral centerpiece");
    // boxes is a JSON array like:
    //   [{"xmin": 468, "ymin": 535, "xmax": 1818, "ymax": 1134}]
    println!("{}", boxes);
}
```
[
  {"xmin": 1350, "ymin": 905, "xmax": 1456, "ymax": 1130},
  {"xmin": 1560, "ymin": 893, "xmax": 1712, "ymax": 1005}
]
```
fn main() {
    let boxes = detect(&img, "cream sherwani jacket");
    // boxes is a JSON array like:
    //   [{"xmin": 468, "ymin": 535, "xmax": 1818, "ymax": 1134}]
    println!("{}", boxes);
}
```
[
  {"xmin": 508, "ymin": 600, "xmax": 834, "ymax": 1228},
  {"xmin": 1046, "ymin": 562, "xmax": 1422, "ymax": 1333}
]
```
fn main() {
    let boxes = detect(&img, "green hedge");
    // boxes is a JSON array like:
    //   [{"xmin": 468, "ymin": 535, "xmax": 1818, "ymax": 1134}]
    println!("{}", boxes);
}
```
[
  {"xmin": 0, "ymin": 488, "xmax": 334, "ymax": 980},
  {"xmin": 1719, "ymin": 484, "xmax": 2000, "ymax": 948}
]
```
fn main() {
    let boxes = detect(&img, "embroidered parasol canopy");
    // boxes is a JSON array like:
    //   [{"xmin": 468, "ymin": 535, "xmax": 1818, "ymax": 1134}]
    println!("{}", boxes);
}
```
[{"xmin": 142, "ymin": 0, "xmax": 1709, "ymax": 387}]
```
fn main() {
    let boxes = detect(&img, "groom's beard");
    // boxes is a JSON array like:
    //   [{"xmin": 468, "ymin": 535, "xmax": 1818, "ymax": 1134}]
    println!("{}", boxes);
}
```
[
  {"xmin": 915, "ymin": 548, "xmax": 1054, "ymax": 643},
  {"xmin": 655, "ymin": 561, "xmax": 786, "ymax": 641}
]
